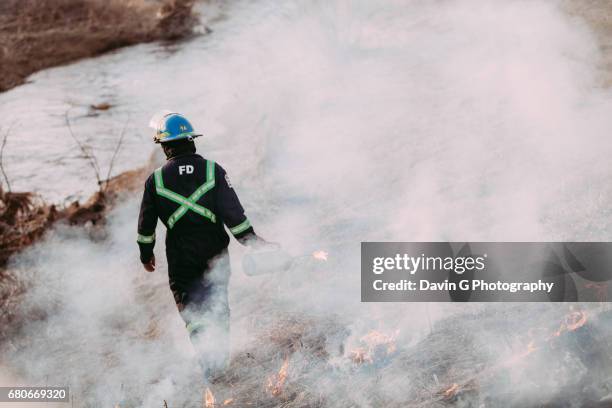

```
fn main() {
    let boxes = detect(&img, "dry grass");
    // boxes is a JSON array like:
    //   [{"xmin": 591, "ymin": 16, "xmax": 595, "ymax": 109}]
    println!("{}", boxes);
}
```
[
  {"xmin": 0, "ymin": 165, "xmax": 149, "ymax": 267},
  {"xmin": 0, "ymin": 189, "xmax": 55, "ymax": 267},
  {"xmin": 0, "ymin": 188, "xmax": 52, "ymax": 340},
  {"xmin": 0, "ymin": 164, "xmax": 151, "ymax": 342},
  {"xmin": 0, "ymin": 0, "xmax": 198, "ymax": 92},
  {"xmin": 205, "ymin": 306, "xmax": 612, "ymax": 408}
]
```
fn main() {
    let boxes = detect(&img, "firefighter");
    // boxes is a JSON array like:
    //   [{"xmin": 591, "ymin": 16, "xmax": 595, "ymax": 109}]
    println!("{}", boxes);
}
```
[{"xmin": 137, "ymin": 111, "xmax": 269, "ymax": 380}]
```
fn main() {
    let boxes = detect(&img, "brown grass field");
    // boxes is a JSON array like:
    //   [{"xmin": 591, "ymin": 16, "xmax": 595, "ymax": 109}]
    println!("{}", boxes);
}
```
[{"xmin": 0, "ymin": 0, "xmax": 197, "ymax": 92}]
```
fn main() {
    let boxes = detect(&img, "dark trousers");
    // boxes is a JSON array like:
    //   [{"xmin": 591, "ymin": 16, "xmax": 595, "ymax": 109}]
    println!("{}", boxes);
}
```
[{"xmin": 166, "ymin": 234, "xmax": 231, "ymax": 379}]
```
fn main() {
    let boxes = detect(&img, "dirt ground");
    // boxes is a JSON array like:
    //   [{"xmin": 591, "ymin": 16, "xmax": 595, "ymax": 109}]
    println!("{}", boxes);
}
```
[{"xmin": 0, "ymin": 0, "xmax": 198, "ymax": 92}]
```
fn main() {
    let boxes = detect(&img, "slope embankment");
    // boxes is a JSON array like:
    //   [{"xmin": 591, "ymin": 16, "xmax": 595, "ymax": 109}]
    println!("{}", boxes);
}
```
[
  {"xmin": 0, "ymin": 0, "xmax": 198, "ymax": 92},
  {"xmin": 0, "ymin": 0, "xmax": 201, "ymax": 332}
]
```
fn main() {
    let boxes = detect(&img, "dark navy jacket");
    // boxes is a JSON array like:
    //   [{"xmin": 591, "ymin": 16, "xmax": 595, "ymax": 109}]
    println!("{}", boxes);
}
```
[{"xmin": 137, "ymin": 153, "xmax": 255, "ymax": 264}]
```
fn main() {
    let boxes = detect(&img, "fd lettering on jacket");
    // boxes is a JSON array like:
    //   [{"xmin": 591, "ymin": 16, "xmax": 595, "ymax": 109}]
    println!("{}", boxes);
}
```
[{"xmin": 179, "ymin": 165, "xmax": 194, "ymax": 175}]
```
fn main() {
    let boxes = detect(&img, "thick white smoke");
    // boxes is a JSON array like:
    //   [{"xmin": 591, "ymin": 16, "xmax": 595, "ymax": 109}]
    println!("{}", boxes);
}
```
[{"xmin": 2, "ymin": 0, "xmax": 612, "ymax": 406}]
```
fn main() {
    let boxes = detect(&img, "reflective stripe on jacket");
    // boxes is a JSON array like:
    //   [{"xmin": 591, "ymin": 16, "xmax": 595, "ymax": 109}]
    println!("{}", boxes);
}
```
[{"xmin": 137, "ymin": 153, "xmax": 255, "ymax": 263}]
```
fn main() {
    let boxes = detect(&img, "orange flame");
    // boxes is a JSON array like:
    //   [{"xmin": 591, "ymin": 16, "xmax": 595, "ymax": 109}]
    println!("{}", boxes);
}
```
[
  {"xmin": 312, "ymin": 250, "xmax": 328, "ymax": 261},
  {"xmin": 204, "ymin": 388, "xmax": 215, "ymax": 408},
  {"xmin": 515, "ymin": 309, "xmax": 587, "ymax": 361},
  {"xmin": 223, "ymin": 398, "xmax": 233, "ymax": 406},
  {"xmin": 349, "ymin": 330, "xmax": 398, "ymax": 364},
  {"xmin": 267, "ymin": 356, "xmax": 290, "ymax": 397},
  {"xmin": 441, "ymin": 308, "xmax": 590, "ymax": 398},
  {"xmin": 361, "ymin": 330, "xmax": 398, "ymax": 354},
  {"xmin": 443, "ymin": 383, "xmax": 459, "ymax": 399},
  {"xmin": 564, "ymin": 310, "xmax": 587, "ymax": 331},
  {"xmin": 520, "ymin": 340, "xmax": 537, "ymax": 358},
  {"xmin": 551, "ymin": 310, "xmax": 587, "ymax": 338},
  {"xmin": 349, "ymin": 347, "xmax": 372, "ymax": 364}
]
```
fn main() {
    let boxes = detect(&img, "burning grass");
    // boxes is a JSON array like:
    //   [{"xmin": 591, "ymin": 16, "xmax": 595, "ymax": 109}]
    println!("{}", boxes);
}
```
[
  {"xmin": 195, "ymin": 304, "xmax": 612, "ymax": 408},
  {"xmin": 0, "ymin": 0, "xmax": 199, "ymax": 92},
  {"xmin": 2, "ymin": 184, "xmax": 610, "ymax": 408},
  {"xmin": 3, "ymin": 202, "xmax": 611, "ymax": 407},
  {"xmin": 348, "ymin": 329, "xmax": 399, "ymax": 365}
]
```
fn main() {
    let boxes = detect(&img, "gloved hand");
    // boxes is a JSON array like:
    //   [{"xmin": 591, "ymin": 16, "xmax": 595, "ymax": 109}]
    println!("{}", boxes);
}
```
[
  {"xmin": 143, "ymin": 255, "xmax": 156, "ymax": 272},
  {"xmin": 239, "ymin": 233, "xmax": 280, "ymax": 251}
]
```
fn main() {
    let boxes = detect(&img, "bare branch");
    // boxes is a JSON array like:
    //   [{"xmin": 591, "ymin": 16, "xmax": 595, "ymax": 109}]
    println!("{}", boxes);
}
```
[
  {"xmin": 103, "ymin": 114, "xmax": 130, "ymax": 192},
  {"xmin": 0, "ymin": 122, "xmax": 15, "ymax": 192},
  {"xmin": 64, "ymin": 109, "xmax": 102, "ymax": 188}
]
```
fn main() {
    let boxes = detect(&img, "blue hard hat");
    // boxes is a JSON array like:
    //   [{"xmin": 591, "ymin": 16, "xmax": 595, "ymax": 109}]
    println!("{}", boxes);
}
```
[{"xmin": 149, "ymin": 111, "xmax": 202, "ymax": 144}]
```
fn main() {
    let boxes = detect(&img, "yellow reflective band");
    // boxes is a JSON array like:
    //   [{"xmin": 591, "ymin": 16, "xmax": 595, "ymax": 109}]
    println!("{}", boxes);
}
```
[
  {"xmin": 137, "ymin": 233, "xmax": 155, "ymax": 244},
  {"xmin": 154, "ymin": 167, "xmax": 164, "ymax": 189},
  {"xmin": 154, "ymin": 161, "xmax": 217, "ymax": 228},
  {"xmin": 165, "ymin": 160, "xmax": 216, "ymax": 228},
  {"xmin": 230, "ymin": 219, "xmax": 251, "ymax": 235},
  {"xmin": 157, "ymin": 187, "xmax": 216, "ymax": 223}
]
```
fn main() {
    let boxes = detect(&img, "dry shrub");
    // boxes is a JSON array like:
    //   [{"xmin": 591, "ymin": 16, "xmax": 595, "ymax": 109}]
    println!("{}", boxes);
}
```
[
  {"xmin": 0, "ymin": 164, "xmax": 150, "ymax": 265},
  {"xmin": 0, "ymin": 0, "xmax": 198, "ymax": 92},
  {"xmin": 0, "ymin": 188, "xmax": 55, "ymax": 267},
  {"xmin": 0, "ymin": 187, "xmax": 52, "ymax": 338},
  {"xmin": 0, "ymin": 164, "xmax": 150, "ymax": 341}
]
